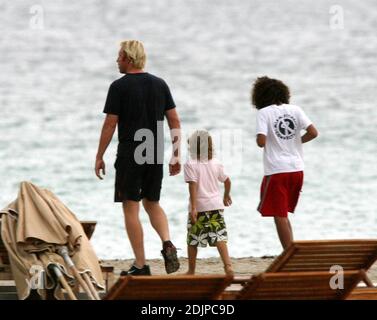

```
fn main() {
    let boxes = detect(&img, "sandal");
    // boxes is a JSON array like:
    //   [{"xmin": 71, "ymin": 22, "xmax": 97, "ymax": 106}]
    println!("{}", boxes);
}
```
[{"xmin": 161, "ymin": 244, "xmax": 180, "ymax": 274}]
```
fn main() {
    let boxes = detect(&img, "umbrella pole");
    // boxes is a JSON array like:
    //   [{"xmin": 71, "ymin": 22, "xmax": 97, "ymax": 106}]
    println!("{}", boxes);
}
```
[
  {"xmin": 82, "ymin": 272, "xmax": 101, "ymax": 300},
  {"xmin": 51, "ymin": 265, "xmax": 77, "ymax": 300},
  {"xmin": 57, "ymin": 246, "xmax": 96, "ymax": 300},
  {"xmin": 71, "ymin": 267, "xmax": 96, "ymax": 300}
]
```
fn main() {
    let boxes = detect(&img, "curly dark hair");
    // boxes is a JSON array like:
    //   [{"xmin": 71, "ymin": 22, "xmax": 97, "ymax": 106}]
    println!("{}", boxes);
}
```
[{"xmin": 251, "ymin": 76, "xmax": 290, "ymax": 109}]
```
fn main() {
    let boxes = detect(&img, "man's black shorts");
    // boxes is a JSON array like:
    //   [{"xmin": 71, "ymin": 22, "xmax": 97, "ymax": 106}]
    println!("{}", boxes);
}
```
[{"xmin": 114, "ymin": 155, "xmax": 163, "ymax": 202}]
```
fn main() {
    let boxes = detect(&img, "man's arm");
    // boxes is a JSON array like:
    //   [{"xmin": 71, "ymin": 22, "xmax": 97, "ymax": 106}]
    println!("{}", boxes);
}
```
[
  {"xmin": 301, "ymin": 124, "xmax": 318, "ymax": 143},
  {"xmin": 165, "ymin": 108, "xmax": 181, "ymax": 176},
  {"xmin": 188, "ymin": 181, "xmax": 198, "ymax": 223},
  {"xmin": 256, "ymin": 134, "xmax": 266, "ymax": 148},
  {"xmin": 95, "ymin": 114, "xmax": 118, "ymax": 179}
]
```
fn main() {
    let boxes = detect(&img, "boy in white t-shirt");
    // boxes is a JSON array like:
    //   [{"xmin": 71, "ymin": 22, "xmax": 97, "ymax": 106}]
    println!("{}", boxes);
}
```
[
  {"xmin": 251, "ymin": 76, "xmax": 318, "ymax": 249},
  {"xmin": 184, "ymin": 130, "xmax": 233, "ymax": 275}
]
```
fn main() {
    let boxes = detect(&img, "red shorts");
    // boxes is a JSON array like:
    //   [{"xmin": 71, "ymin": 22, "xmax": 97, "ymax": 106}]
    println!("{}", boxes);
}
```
[{"xmin": 258, "ymin": 171, "xmax": 304, "ymax": 218}]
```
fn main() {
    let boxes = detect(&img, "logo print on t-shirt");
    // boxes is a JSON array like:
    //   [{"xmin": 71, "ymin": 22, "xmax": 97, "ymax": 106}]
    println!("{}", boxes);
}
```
[{"xmin": 274, "ymin": 114, "xmax": 298, "ymax": 140}]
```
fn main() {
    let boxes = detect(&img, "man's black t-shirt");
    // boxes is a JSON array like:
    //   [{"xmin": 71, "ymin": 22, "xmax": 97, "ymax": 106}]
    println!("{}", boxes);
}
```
[{"xmin": 103, "ymin": 73, "xmax": 176, "ymax": 161}]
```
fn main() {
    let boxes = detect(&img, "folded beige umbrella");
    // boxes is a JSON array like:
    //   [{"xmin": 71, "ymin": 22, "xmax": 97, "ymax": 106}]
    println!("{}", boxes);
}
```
[{"xmin": 0, "ymin": 181, "xmax": 105, "ymax": 299}]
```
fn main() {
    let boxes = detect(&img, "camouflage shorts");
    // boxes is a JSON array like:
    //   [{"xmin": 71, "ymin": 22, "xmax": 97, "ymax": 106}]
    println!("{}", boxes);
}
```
[{"xmin": 187, "ymin": 209, "xmax": 228, "ymax": 247}]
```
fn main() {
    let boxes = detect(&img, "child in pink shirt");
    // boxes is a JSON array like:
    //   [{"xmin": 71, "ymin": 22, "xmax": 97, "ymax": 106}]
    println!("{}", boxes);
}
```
[{"xmin": 184, "ymin": 130, "xmax": 233, "ymax": 275}]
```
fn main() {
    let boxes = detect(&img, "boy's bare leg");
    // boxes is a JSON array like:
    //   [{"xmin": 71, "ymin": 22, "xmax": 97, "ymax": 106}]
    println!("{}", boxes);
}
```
[
  {"xmin": 142, "ymin": 199, "xmax": 170, "ymax": 242},
  {"xmin": 274, "ymin": 216, "xmax": 293, "ymax": 249},
  {"xmin": 187, "ymin": 245, "xmax": 197, "ymax": 274},
  {"xmin": 122, "ymin": 200, "xmax": 145, "ymax": 268},
  {"xmin": 216, "ymin": 242, "xmax": 233, "ymax": 275},
  {"xmin": 288, "ymin": 219, "xmax": 293, "ymax": 238}
]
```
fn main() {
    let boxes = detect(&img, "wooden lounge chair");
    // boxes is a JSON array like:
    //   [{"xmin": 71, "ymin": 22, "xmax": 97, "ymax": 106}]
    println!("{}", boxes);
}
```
[
  {"xmin": 265, "ymin": 240, "xmax": 377, "ymax": 287},
  {"xmin": 0, "ymin": 236, "xmax": 9, "ymax": 265},
  {"xmin": 238, "ymin": 270, "xmax": 363, "ymax": 300},
  {"xmin": 103, "ymin": 275, "xmax": 233, "ymax": 300},
  {"xmin": 80, "ymin": 221, "xmax": 115, "ymax": 291},
  {"xmin": 222, "ymin": 239, "xmax": 377, "ymax": 300},
  {"xmin": 0, "ymin": 223, "xmax": 11, "ymax": 280}
]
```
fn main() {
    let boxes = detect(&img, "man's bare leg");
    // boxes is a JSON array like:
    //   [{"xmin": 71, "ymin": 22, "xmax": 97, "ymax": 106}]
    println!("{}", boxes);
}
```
[
  {"xmin": 274, "ymin": 216, "xmax": 293, "ymax": 249},
  {"xmin": 122, "ymin": 200, "xmax": 145, "ymax": 268},
  {"xmin": 142, "ymin": 199, "xmax": 170, "ymax": 242},
  {"xmin": 186, "ymin": 245, "xmax": 197, "ymax": 275},
  {"xmin": 143, "ymin": 199, "xmax": 180, "ymax": 273}
]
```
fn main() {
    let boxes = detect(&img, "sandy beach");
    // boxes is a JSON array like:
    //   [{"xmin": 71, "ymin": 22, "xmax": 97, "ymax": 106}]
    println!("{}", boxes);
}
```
[{"xmin": 101, "ymin": 257, "xmax": 377, "ymax": 283}]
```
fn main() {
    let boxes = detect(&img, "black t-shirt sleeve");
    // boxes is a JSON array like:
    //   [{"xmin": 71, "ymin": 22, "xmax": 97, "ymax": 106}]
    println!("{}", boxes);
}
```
[
  {"xmin": 103, "ymin": 83, "xmax": 122, "ymax": 115},
  {"xmin": 163, "ymin": 81, "xmax": 176, "ymax": 111}
]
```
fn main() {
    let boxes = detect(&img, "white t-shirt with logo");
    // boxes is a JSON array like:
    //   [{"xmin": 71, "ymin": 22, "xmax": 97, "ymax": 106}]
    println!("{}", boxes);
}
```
[{"xmin": 256, "ymin": 104, "xmax": 312, "ymax": 176}]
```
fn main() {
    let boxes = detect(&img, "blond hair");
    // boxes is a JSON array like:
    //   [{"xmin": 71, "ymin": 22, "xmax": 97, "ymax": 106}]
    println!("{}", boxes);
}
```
[
  {"xmin": 120, "ymin": 40, "xmax": 146, "ymax": 69},
  {"xmin": 188, "ymin": 130, "xmax": 213, "ymax": 161}
]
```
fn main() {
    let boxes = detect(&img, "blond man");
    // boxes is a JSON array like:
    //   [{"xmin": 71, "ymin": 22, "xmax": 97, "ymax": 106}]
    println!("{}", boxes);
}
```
[{"xmin": 95, "ymin": 40, "xmax": 181, "ymax": 275}]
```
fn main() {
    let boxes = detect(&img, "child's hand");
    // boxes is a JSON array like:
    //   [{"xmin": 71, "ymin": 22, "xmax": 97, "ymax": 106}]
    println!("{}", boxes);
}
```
[
  {"xmin": 190, "ymin": 209, "xmax": 198, "ymax": 224},
  {"xmin": 223, "ymin": 194, "xmax": 232, "ymax": 206}
]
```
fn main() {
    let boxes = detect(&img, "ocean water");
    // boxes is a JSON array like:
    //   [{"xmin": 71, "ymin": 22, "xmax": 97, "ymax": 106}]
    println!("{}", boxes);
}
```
[{"xmin": 0, "ymin": 0, "xmax": 376, "ymax": 259}]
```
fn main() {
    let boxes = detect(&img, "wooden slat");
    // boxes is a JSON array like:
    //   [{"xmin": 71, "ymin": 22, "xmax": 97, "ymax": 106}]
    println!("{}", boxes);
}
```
[
  {"xmin": 232, "ymin": 276, "xmax": 251, "ymax": 284},
  {"xmin": 282, "ymin": 262, "xmax": 367, "ymax": 270},
  {"xmin": 100, "ymin": 265, "xmax": 114, "ymax": 273},
  {"xmin": 104, "ymin": 275, "xmax": 233, "ymax": 300},
  {"xmin": 296, "ymin": 245, "xmax": 377, "ymax": 252},
  {"xmin": 347, "ymin": 287, "xmax": 377, "ymax": 300},
  {"xmin": 294, "ymin": 242, "xmax": 377, "ymax": 248},
  {"xmin": 288, "ymin": 253, "xmax": 372, "ymax": 260},
  {"xmin": 0, "ymin": 229, "xmax": 10, "ymax": 265},
  {"xmin": 265, "ymin": 244, "xmax": 297, "ymax": 272},
  {"xmin": 284, "ymin": 258, "xmax": 369, "ymax": 265},
  {"xmin": 294, "ymin": 239, "xmax": 377, "ymax": 244},
  {"xmin": 282, "ymin": 262, "xmax": 370, "ymax": 270},
  {"xmin": 251, "ymin": 279, "xmax": 338, "ymax": 288},
  {"xmin": 267, "ymin": 240, "xmax": 377, "ymax": 273},
  {"xmin": 0, "ymin": 280, "xmax": 16, "ymax": 287},
  {"xmin": 290, "ymin": 250, "xmax": 377, "ymax": 256},
  {"xmin": 220, "ymin": 291, "xmax": 239, "ymax": 300},
  {"xmin": 281, "ymin": 266, "xmax": 359, "ymax": 272},
  {"xmin": 239, "ymin": 271, "xmax": 362, "ymax": 300}
]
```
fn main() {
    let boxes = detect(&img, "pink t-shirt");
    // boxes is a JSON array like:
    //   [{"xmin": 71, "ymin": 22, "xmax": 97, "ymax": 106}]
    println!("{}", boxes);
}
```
[{"xmin": 184, "ymin": 158, "xmax": 228, "ymax": 212}]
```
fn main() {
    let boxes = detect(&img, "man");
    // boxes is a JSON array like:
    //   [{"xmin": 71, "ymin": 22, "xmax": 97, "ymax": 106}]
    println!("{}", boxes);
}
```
[
  {"xmin": 251, "ymin": 76, "xmax": 318, "ymax": 249},
  {"xmin": 95, "ymin": 40, "xmax": 181, "ymax": 275}
]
